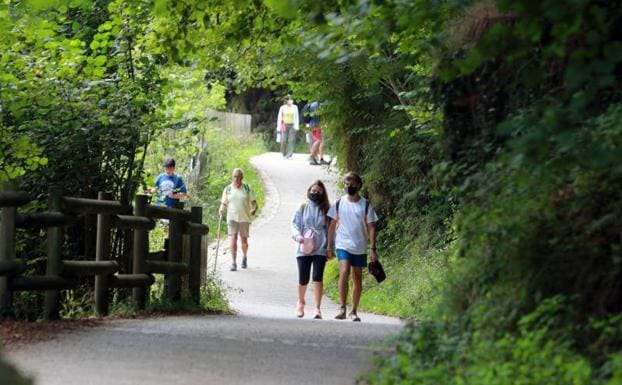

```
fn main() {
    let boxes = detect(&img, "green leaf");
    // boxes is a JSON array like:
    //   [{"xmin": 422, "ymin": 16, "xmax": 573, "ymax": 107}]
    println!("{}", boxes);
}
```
[
  {"xmin": 263, "ymin": 0, "xmax": 298, "ymax": 19},
  {"xmin": 94, "ymin": 55, "xmax": 107, "ymax": 67}
]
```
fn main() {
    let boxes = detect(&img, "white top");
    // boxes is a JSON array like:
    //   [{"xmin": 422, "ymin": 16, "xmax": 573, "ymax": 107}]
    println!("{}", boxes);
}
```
[
  {"xmin": 221, "ymin": 183, "xmax": 256, "ymax": 223},
  {"xmin": 327, "ymin": 197, "xmax": 378, "ymax": 255},
  {"xmin": 291, "ymin": 200, "xmax": 328, "ymax": 257},
  {"xmin": 276, "ymin": 104, "xmax": 300, "ymax": 132}
]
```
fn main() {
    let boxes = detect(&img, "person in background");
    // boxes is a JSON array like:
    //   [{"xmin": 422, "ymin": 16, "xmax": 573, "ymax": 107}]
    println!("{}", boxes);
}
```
[
  {"xmin": 153, "ymin": 157, "xmax": 187, "ymax": 208},
  {"xmin": 291, "ymin": 180, "xmax": 331, "ymax": 319},
  {"xmin": 326, "ymin": 172, "xmax": 378, "ymax": 322},
  {"xmin": 219, "ymin": 168, "xmax": 258, "ymax": 271},
  {"xmin": 151, "ymin": 157, "xmax": 188, "ymax": 248},
  {"xmin": 276, "ymin": 95, "xmax": 300, "ymax": 159},
  {"xmin": 304, "ymin": 101, "xmax": 328, "ymax": 165}
]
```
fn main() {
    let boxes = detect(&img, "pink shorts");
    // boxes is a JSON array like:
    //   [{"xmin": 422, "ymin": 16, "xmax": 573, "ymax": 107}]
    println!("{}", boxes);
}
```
[{"xmin": 312, "ymin": 127, "xmax": 321, "ymax": 142}]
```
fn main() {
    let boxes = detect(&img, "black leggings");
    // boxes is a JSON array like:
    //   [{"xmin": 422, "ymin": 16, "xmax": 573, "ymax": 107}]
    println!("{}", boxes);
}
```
[{"xmin": 296, "ymin": 255, "xmax": 327, "ymax": 285}]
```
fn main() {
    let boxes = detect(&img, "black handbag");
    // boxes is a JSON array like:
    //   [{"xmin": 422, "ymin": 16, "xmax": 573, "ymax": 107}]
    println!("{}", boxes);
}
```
[{"xmin": 368, "ymin": 260, "xmax": 386, "ymax": 283}]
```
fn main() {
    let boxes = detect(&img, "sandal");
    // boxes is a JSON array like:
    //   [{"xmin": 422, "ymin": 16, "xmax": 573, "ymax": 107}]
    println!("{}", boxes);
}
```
[
  {"xmin": 296, "ymin": 300, "xmax": 305, "ymax": 318},
  {"xmin": 334, "ymin": 306, "xmax": 347, "ymax": 320},
  {"xmin": 313, "ymin": 309, "xmax": 322, "ymax": 320},
  {"xmin": 348, "ymin": 311, "xmax": 361, "ymax": 322}
]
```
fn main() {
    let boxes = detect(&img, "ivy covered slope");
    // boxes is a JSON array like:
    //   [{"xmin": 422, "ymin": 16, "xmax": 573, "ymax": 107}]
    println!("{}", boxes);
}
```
[{"xmin": 150, "ymin": 0, "xmax": 622, "ymax": 383}]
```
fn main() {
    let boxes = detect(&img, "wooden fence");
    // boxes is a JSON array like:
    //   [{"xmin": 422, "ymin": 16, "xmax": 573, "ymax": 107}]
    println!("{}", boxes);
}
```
[
  {"xmin": 205, "ymin": 109, "xmax": 252, "ymax": 137},
  {"xmin": 0, "ymin": 188, "xmax": 208, "ymax": 320}
]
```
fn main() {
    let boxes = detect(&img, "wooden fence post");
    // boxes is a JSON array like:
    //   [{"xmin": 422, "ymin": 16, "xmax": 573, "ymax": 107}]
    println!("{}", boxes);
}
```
[
  {"xmin": 94, "ymin": 192, "xmax": 113, "ymax": 317},
  {"xmin": 44, "ymin": 187, "xmax": 62, "ymax": 320},
  {"xmin": 132, "ymin": 195, "xmax": 149, "ymax": 309},
  {"xmin": 0, "ymin": 186, "xmax": 16, "ymax": 315},
  {"xmin": 189, "ymin": 206, "xmax": 202, "ymax": 305},
  {"xmin": 165, "ymin": 202, "xmax": 183, "ymax": 301}
]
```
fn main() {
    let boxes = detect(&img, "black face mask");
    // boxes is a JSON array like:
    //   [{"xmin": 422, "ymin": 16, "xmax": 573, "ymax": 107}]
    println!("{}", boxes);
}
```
[
  {"xmin": 346, "ymin": 186, "xmax": 358, "ymax": 196},
  {"xmin": 309, "ymin": 192, "xmax": 322, "ymax": 202}
]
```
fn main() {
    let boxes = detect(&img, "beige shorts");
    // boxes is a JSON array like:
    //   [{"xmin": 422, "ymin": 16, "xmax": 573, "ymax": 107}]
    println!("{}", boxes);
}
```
[{"xmin": 227, "ymin": 220, "xmax": 250, "ymax": 238}]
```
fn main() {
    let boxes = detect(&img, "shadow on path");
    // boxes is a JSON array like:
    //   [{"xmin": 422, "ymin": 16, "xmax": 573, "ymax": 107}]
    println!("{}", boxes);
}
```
[{"xmin": 6, "ymin": 152, "xmax": 403, "ymax": 385}]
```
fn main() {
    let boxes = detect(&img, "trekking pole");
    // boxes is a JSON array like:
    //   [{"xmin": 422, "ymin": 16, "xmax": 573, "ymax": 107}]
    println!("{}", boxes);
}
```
[{"xmin": 212, "ymin": 213, "xmax": 223, "ymax": 274}]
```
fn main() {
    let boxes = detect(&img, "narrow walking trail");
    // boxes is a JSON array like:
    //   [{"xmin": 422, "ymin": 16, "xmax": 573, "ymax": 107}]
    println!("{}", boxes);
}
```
[
  {"xmin": 6, "ymin": 152, "xmax": 402, "ymax": 385},
  {"xmin": 219, "ymin": 152, "xmax": 400, "ymax": 324}
]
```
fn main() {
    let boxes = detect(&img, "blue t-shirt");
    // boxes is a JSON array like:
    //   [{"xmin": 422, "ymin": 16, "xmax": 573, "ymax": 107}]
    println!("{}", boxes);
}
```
[
  {"xmin": 308, "ymin": 101, "xmax": 320, "ymax": 126},
  {"xmin": 154, "ymin": 173, "xmax": 187, "ymax": 208}
]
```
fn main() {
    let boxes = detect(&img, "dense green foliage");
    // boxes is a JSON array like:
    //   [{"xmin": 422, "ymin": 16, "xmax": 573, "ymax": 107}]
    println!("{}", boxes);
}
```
[
  {"xmin": 2, "ymin": 0, "xmax": 622, "ymax": 383},
  {"xmin": 153, "ymin": 0, "xmax": 621, "ymax": 383},
  {"xmin": 0, "ymin": 0, "xmax": 251, "ymax": 320}
]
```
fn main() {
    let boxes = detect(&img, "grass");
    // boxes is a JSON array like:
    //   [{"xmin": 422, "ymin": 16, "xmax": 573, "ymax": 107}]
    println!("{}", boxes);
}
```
[
  {"xmin": 108, "ymin": 274, "xmax": 230, "ymax": 318},
  {"xmin": 197, "ymin": 128, "xmax": 267, "ymax": 242},
  {"xmin": 323, "ymin": 233, "xmax": 452, "ymax": 320},
  {"xmin": 133, "ymin": 129, "xmax": 267, "ymax": 316}
]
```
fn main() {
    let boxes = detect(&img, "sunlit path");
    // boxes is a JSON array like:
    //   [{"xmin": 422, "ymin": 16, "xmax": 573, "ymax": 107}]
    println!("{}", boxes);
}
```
[{"xmin": 7, "ymin": 152, "xmax": 402, "ymax": 385}]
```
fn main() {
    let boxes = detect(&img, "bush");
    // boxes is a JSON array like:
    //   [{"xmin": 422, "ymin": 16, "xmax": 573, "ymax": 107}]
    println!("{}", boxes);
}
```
[{"xmin": 364, "ymin": 297, "xmax": 622, "ymax": 385}]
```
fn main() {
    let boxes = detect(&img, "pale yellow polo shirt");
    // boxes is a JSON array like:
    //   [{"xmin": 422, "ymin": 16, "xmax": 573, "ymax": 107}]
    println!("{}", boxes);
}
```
[{"xmin": 221, "ymin": 183, "xmax": 256, "ymax": 223}]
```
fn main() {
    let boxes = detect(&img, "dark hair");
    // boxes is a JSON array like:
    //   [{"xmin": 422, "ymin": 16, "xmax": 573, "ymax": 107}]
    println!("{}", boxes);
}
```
[
  {"xmin": 307, "ymin": 180, "xmax": 330, "ymax": 216},
  {"xmin": 163, "ymin": 158, "xmax": 176, "ymax": 167},
  {"xmin": 344, "ymin": 172, "xmax": 362, "ymax": 186}
]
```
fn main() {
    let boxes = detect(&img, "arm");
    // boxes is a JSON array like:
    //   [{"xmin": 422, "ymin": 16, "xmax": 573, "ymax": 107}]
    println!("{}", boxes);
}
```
[
  {"xmin": 291, "ymin": 207, "xmax": 304, "ymax": 243},
  {"xmin": 367, "ymin": 222, "xmax": 378, "ymax": 262},
  {"xmin": 170, "ymin": 191, "xmax": 187, "ymax": 200},
  {"xmin": 170, "ymin": 176, "xmax": 187, "ymax": 200},
  {"xmin": 326, "ymin": 219, "xmax": 337, "ymax": 259},
  {"xmin": 250, "ymin": 200, "xmax": 258, "ymax": 216},
  {"xmin": 151, "ymin": 175, "xmax": 160, "ymax": 194},
  {"xmin": 293, "ymin": 105, "xmax": 300, "ymax": 131},
  {"xmin": 276, "ymin": 106, "xmax": 283, "ymax": 132},
  {"xmin": 218, "ymin": 188, "xmax": 227, "ymax": 217}
]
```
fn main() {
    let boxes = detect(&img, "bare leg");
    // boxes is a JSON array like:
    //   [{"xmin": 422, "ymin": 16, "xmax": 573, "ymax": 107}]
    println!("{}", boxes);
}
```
[
  {"xmin": 240, "ymin": 236, "xmax": 249, "ymax": 258},
  {"xmin": 310, "ymin": 140, "xmax": 320, "ymax": 160},
  {"xmin": 351, "ymin": 267, "xmax": 363, "ymax": 313},
  {"xmin": 338, "ymin": 261, "xmax": 351, "ymax": 307},
  {"xmin": 297, "ymin": 284, "xmax": 306, "ymax": 317},
  {"xmin": 230, "ymin": 233, "xmax": 238, "ymax": 264},
  {"xmin": 318, "ymin": 140, "xmax": 324, "ymax": 160},
  {"xmin": 313, "ymin": 281, "xmax": 323, "ymax": 310}
]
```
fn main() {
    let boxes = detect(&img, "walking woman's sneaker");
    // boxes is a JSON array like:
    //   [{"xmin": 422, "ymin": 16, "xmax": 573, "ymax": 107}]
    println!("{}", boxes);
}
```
[
  {"xmin": 334, "ymin": 306, "xmax": 347, "ymax": 320},
  {"xmin": 241, "ymin": 257, "xmax": 247, "ymax": 269},
  {"xmin": 230, "ymin": 263, "xmax": 237, "ymax": 271}
]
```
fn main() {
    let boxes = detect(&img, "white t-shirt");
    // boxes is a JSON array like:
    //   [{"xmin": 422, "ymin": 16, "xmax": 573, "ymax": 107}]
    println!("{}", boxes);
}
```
[
  {"xmin": 327, "ymin": 197, "xmax": 378, "ymax": 255},
  {"xmin": 221, "ymin": 183, "xmax": 256, "ymax": 223}
]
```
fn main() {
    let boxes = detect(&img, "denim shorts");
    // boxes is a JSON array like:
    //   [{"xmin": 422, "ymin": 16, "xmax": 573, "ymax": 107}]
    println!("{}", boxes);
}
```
[{"xmin": 336, "ymin": 249, "xmax": 367, "ymax": 268}]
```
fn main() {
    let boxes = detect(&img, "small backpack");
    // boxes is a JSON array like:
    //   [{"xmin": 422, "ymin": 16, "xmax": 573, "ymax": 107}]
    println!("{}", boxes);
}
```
[
  {"xmin": 302, "ymin": 228, "xmax": 316, "ymax": 255},
  {"xmin": 299, "ymin": 202, "xmax": 322, "ymax": 255},
  {"xmin": 226, "ymin": 182, "xmax": 250, "ymax": 194}
]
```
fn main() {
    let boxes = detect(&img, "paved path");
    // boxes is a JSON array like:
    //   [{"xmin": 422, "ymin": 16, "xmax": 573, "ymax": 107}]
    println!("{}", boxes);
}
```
[{"xmin": 6, "ymin": 152, "xmax": 402, "ymax": 385}]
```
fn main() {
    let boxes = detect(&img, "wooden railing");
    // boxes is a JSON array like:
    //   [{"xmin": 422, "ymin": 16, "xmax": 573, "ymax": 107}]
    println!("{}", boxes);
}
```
[{"xmin": 0, "ymin": 188, "xmax": 208, "ymax": 320}]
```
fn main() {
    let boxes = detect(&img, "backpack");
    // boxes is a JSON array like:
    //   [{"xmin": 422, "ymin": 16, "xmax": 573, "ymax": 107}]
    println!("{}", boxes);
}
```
[
  {"xmin": 335, "ymin": 197, "xmax": 370, "ymax": 223},
  {"xmin": 302, "ymin": 228, "xmax": 316, "ymax": 255},
  {"xmin": 226, "ymin": 182, "xmax": 250, "ymax": 194}
]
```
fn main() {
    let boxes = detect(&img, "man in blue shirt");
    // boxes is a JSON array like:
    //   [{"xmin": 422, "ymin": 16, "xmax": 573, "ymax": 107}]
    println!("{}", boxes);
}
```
[{"xmin": 153, "ymin": 158, "xmax": 187, "ymax": 208}]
